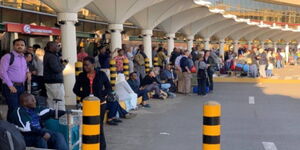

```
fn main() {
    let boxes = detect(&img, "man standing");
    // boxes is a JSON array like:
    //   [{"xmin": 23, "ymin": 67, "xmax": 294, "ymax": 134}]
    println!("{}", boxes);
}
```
[
  {"xmin": 134, "ymin": 45, "xmax": 147, "ymax": 80},
  {"xmin": 43, "ymin": 41, "xmax": 66, "ymax": 110},
  {"xmin": 0, "ymin": 39, "xmax": 31, "ymax": 121}
]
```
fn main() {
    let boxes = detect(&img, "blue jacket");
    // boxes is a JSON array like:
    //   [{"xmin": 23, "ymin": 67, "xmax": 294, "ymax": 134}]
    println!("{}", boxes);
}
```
[{"xmin": 10, "ymin": 106, "xmax": 65, "ymax": 136}]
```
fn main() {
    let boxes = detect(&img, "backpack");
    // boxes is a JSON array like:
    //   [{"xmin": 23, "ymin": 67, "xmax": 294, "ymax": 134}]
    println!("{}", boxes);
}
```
[
  {"xmin": 0, "ymin": 120, "xmax": 26, "ymax": 150},
  {"xmin": 0, "ymin": 52, "xmax": 14, "ymax": 97},
  {"xmin": 0, "ymin": 52, "xmax": 15, "ymax": 66}
]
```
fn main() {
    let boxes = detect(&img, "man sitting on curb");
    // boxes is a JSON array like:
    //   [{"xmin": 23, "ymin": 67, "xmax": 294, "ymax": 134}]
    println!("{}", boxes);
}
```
[{"xmin": 10, "ymin": 93, "xmax": 68, "ymax": 150}]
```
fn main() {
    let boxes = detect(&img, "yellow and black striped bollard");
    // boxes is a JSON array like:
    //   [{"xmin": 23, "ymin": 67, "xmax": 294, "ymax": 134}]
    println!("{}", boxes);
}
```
[
  {"xmin": 203, "ymin": 101, "xmax": 221, "ymax": 150},
  {"xmin": 110, "ymin": 60, "xmax": 117, "ymax": 90},
  {"xmin": 153, "ymin": 57, "xmax": 159, "ymax": 68},
  {"xmin": 123, "ymin": 58, "xmax": 129, "ymax": 80},
  {"xmin": 75, "ymin": 62, "xmax": 83, "ymax": 106},
  {"xmin": 145, "ymin": 58, "xmax": 150, "ymax": 74},
  {"xmin": 82, "ymin": 95, "xmax": 101, "ymax": 150}
]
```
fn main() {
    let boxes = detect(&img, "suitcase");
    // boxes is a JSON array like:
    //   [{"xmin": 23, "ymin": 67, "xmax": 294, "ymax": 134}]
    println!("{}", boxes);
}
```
[
  {"xmin": 0, "ymin": 120, "xmax": 26, "ymax": 150},
  {"xmin": 45, "ymin": 99, "xmax": 82, "ymax": 150}
]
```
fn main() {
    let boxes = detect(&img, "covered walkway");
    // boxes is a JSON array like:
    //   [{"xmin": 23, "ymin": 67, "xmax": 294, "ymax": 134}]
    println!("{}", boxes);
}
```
[{"xmin": 40, "ymin": 0, "xmax": 300, "ymax": 104}]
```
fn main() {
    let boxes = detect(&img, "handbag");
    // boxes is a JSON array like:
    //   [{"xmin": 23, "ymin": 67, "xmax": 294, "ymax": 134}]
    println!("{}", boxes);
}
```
[{"xmin": 106, "ymin": 92, "xmax": 119, "ymax": 102}]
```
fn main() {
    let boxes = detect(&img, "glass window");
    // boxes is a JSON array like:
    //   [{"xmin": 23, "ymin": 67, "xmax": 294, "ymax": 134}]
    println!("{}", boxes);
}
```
[
  {"xmin": 22, "ymin": 12, "xmax": 39, "ymax": 25},
  {"xmin": 40, "ymin": 15, "xmax": 56, "ymax": 27},
  {"xmin": 2, "ymin": 8, "xmax": 22, "ymax": 23},
  {"xmin": 83, "ymin": 22, "xmax": 96, "ymax": 32}
]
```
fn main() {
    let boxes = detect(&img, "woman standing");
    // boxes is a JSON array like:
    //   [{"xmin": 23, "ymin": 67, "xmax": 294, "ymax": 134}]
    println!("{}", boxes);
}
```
[
  {"xmin": 73, "ymin": 56, "xmax": 110, "ymax": 150},
  {"xmin": 73, "ymin": 57, "xmax": 136, "ymax": 149},
  {"xmin": 196, "ymin": 55, "xmax": 209, "ymax": 96}
]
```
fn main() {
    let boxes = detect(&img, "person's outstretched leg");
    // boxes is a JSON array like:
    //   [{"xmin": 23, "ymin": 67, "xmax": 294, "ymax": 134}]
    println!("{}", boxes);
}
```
[{"xmin": 47, "ymin": 131, "xmax": 68, "ymax": 150}]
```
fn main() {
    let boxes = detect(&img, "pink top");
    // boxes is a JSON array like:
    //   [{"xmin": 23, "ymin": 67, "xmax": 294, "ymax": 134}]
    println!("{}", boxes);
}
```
[
  {"xmin": 114, "ymin": 55, "xmax": 127, "ymax": 72},
  {"xmin": 77, "ymin": 52, "xmax": 88, "ymax": 62}
]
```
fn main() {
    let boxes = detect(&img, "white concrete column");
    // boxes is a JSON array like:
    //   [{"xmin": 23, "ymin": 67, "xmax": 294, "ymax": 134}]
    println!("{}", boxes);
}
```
[
  {"xmin": 58, "ymin": 12, "xmax": 78, "ymax": 105},
  {"xmin": 204, "ymin": 37, "xmax": 210, "ymax": 50},
  {"xmin": 234, "ymin": 40, "xmax": 239, "ymax": 53},
  {"xmin": 219, "ymin": 39, "xmax": 225, "ymax": 59},
  {"xmin": 13, "ymin": 32, "xmax": 18, "ymax": 39},
  {"xmin": 187, "ymin": 35, "xmax": 194, "ymax": 52},
  {"xmin": 167, "ymin": 33, "xmax": 176, "ymax": 56},
  {"xmin": 142, "ymin": 29, "xmax": 153, "ymax": 67},
  {"xmin": 297, "ymin": 42, "xmax": 300, "ymax": 49},
  {"xmin": 285, "ymin": 42, "xmax": 290, "ymax": 63},
  {"xmin": 10, "ymin": 33, "xmax": 19, "ymax": 48},
  {"xmin": 109, "ymin": 24, "xmax": 123, "ymax": 52},
  {"xmin": 49, "ymin": 35, "xmax": 54, "ymax": 41},
  {"xmin": 273, "ymin": 42, "xmax": 278, "ymax": 52},
  {"xmin": 248, "ymin": 41, "xmax": 252, "ymax": 50},
  {"xmin": 261, "ymin": 41, "xmax": 265, "ymax": 50}
]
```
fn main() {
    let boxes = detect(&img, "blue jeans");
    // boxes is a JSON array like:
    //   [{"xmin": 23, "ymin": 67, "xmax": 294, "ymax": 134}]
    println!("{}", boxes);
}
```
[
  {"xmin": 137, "ymin": 89, "xmax": 149, "ymax": 101},
  {"xmin": 24, "ymin": 129, "xmax": 68, "ymax": 150},
  {"xmin": 107, "ymin": 101, "xmax": 128, "ymax": 119},
  {"xmin": 160, "ymin": 83, "xmax": 171, "ymax": 90},
  {"xmin": 2, "ymin": 84, "xmax": 25, "ymax": 121},
  {"xmin": 266, "ymin": 70, "xmax": 272, "ymax": 77}
]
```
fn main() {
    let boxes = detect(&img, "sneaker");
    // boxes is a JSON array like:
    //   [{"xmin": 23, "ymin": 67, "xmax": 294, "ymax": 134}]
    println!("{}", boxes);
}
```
[
  {"xmin": 124, "ymin": 113, "xmax": 137, "ymax": 119},
  {"xmin": 141, "ymin": 104, "xmax": 151, "ymax": 108},
  {"xmin": 107, "ymin": 120, "xmax": 118, "ymax": 126}
]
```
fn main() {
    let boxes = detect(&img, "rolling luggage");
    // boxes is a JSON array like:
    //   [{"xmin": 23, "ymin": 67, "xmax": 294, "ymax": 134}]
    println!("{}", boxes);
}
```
[{"xmin": 0, "ymin": 120, "xmax": 26, "ymax": 150}]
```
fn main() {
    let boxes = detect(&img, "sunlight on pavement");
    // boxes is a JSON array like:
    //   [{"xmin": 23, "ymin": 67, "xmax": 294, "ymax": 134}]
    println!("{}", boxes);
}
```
[{"xmin": 256, "ymin": 83, "xmax": 300, "ymax": 99}]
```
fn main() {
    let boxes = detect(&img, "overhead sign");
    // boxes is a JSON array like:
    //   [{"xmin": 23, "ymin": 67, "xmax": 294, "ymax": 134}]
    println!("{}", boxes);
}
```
[{"xmin": 6, "ymin": 23, "xmax": 60, "ymax": 36}]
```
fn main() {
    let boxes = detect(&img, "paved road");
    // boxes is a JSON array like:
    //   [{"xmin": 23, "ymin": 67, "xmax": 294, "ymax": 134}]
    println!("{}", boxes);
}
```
[{"xmin": 105, "ymin": 82, "xmax": 300, "ymax": 150}]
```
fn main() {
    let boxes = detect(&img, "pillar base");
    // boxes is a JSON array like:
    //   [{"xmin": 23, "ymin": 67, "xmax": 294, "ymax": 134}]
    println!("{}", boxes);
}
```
[{"xmin": 142, "ymin": 29, "xmax": 153, "ymax": 67}]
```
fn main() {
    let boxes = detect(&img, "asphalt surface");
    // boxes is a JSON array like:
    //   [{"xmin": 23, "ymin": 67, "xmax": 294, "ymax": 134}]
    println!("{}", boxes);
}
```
[{"xmin": 105, "ymin": 82, "xmax": 300, "ymax": 150}]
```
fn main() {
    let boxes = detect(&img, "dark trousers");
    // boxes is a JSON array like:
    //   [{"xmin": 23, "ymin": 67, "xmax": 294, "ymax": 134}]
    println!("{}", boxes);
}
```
[
  {"xmin": 208, "ymin": 72, "xmax": 214, "ymax": 91},
  {"xmin": 144, "ymin": 83, "xmax": 160, "ymax": 96},
  {"xmin": 106, "ymin": 101, "xmax": 128, "ymax": 119},
  {"xmin": 138, "ymin": 89, "xmax": 149, "ymax": 101},
  {"xmin": 24, "ymin": 130, "xmax": 68, "ymax": 150},
  {"xmin": 2, "ymin": 84, "xmax": 25, "ymax": 122},
  {"xmin": 198, "ymin": 79, "xmax": 207, "ymax": 95}
]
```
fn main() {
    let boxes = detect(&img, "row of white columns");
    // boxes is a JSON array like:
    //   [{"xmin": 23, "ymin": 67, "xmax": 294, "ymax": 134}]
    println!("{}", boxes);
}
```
[{"xmin": 58, "ymin": 16, "xmax": 298, "ymax": 105}]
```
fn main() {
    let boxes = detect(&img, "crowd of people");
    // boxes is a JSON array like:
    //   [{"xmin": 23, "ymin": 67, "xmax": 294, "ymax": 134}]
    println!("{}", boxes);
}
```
[
  {"xmin": 2, "ymin": 38, "xmax": 298, "ymax": 150},
  {"xmin": 0, "ymin": 39, "xmax": 219, "ymax": 150},
  {"xmin": 223, "ymin": 47, "xmax": 300, "ymax": 78}
]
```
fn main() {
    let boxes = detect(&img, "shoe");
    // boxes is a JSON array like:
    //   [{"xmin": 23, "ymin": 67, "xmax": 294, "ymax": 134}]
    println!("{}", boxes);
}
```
[
  {"xmin": 107, "ymin": 120, "xmax": 118, "ymax": 125},
  {"xmin": 124, "ymin": 113, "xmax": 137, "ymax": 119},
  {"xmin": 141, "ymin": 104, "xmax": 151, "ymax": 108},
  {"xmin": 113, "ymin": 118, "xmax": 122, "ymax": 123}
]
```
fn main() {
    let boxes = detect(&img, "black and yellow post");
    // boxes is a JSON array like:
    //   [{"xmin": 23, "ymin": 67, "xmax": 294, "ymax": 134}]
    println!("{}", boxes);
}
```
[
  {"xmin": 203, "ymin": 101, "xmax": 221, "ymax": 150},
  {"xmin": 110, "ymin": 60, "xmax": 117, "ymax": 90},
  {"xmin": 153, "ymin": 57, "xmax": 159, "ymax": 68},
  {"xmin": 145, "ymin": 58, "xmax": 150, "ymax": 74},
  {"xmin": 75, "ymin": 62, "xmax": 83, "ymax": 106},
  {"xmin": 123, "ymin": 58, "xmax": 129, "ymax": 80},
  {"xmin": 82, "ymin": 95, "xmax": 101, "ymax": 150}
]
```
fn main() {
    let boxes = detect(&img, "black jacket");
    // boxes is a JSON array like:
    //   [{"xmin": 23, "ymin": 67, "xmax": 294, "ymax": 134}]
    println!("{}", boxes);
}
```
[
  {"xmin": 43, "ymin": 51, "xmax": 65, "ymax": 83},
  {"xmin": 141, "ymin": 75, "xmax": 161, "ymax": 87},
  {"xmin": 204, "ymin": 56, "xmax": 216, "ymax": 74},
  {"xmin": 73, "ymin": 70, "xmax": 112, "ymax": 102}
]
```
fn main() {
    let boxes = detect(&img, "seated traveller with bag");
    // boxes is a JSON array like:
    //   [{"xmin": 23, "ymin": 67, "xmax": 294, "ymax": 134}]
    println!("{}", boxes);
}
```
[{"xmin": 10, "ymin": 93, "xmax": 68, "ymax": 150}]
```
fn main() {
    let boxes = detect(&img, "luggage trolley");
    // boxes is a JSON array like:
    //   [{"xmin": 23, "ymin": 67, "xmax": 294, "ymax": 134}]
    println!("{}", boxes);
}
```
[{"xmin": 59, "ymin": 109, "xmax": 83, "ymax": 150}]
